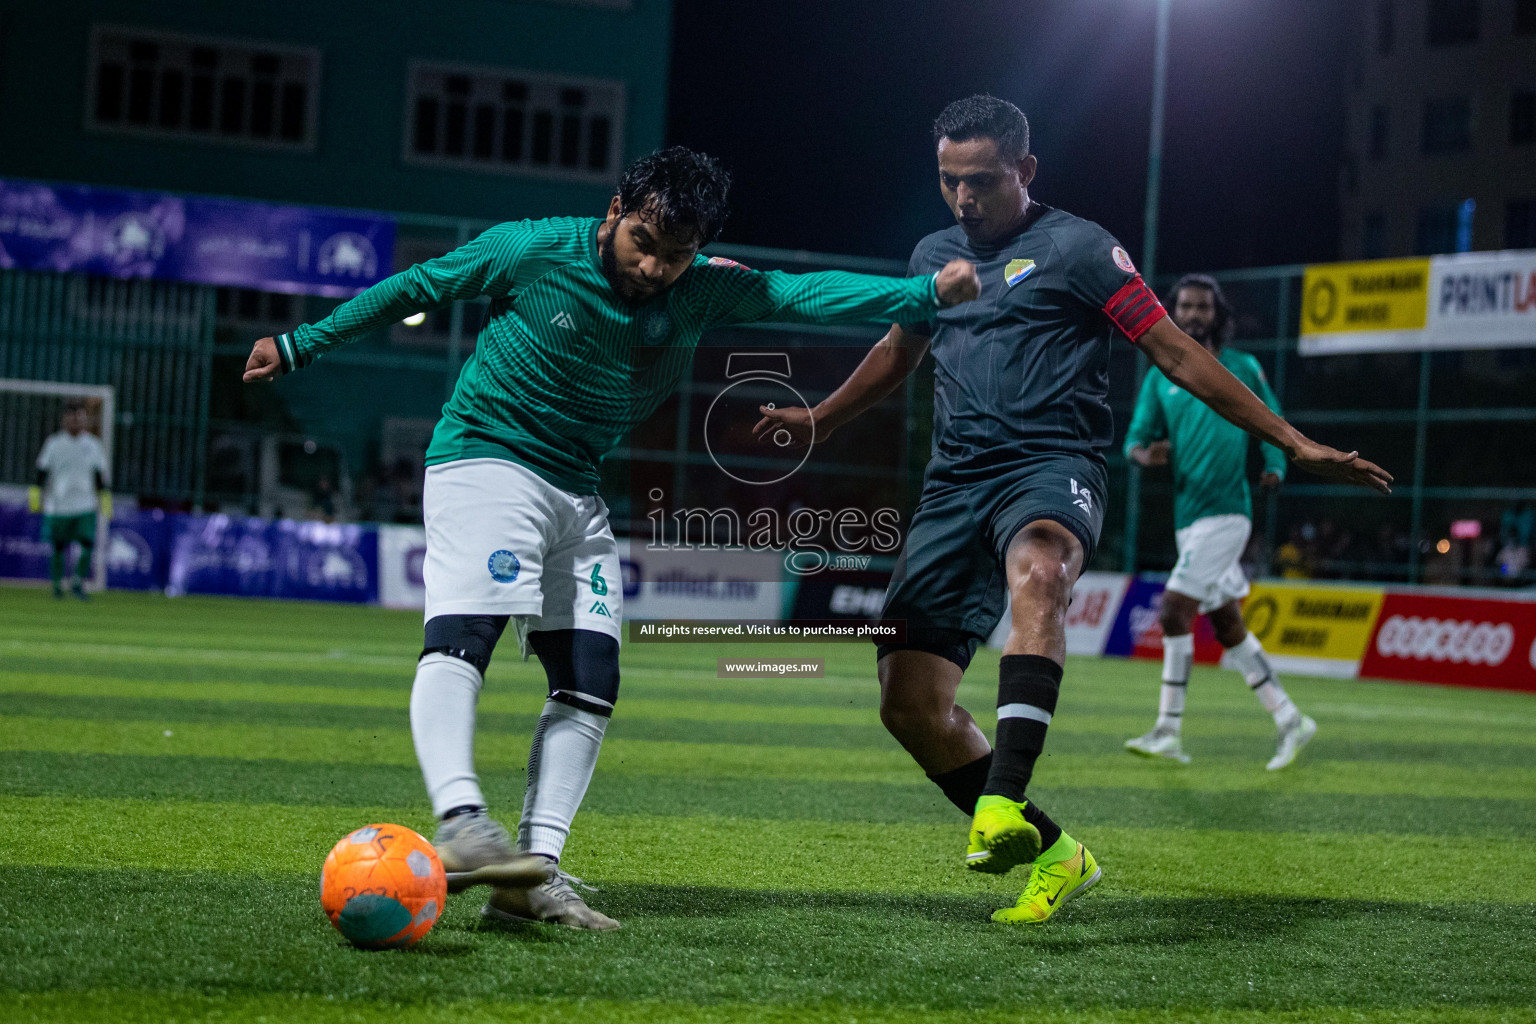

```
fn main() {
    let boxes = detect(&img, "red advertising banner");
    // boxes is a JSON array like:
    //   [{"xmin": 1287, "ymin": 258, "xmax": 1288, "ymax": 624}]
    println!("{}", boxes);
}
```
[{"xmin": 1361, "ymin": 592, "xmax": 1536, "ymax": 693}]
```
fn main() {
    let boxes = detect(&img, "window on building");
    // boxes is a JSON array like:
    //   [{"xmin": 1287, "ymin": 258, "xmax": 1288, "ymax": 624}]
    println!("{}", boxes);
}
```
[
  {"xmin": 1369, "ymin": 105, "xmax": 1391, "ymax": 158},
  {"xmin": 1426, "ymin": 0, "xmax": 1479, "ymax": 44},
  {"xmin": 1422, "ymin": 96, "xmax": 1473, "ymax": 153},
  {"xmin": 214, "ymin": 288, "xmax": 302, "ymax": 329},
  {"xmin": 1361, "ymin": 212, "xmax": 1388, "ymax": 258},
  {"xmin": 1376, "ymin": 0, "xmax": 1396, "ymax": 54},
  {"xmin": 1508, "ymin": 199, "xmax": 1536, "ymax": 248},
  {"xmin": 1517, "ymin": 0, "xmax": 1536, "ymax": 34},
  {"xmin": 89, "ymin": 26, "xmax": 318, "ymax": 149},
  {"xmin": 1513, "ymin": 92, "xmax": 1536, "ymax": 145},
  {"xmin": 1415, "ymin": 202, "xmax": 1462, "ymax": 254},
  {"xmin": 405, "ymin": 62, "xmax": 624, "ymax": 180}
]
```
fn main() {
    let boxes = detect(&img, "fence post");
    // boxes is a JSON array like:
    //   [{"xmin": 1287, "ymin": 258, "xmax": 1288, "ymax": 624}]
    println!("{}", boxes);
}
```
[
  {"xmin": 1265, "ymin": 275, "xmax": 1292, "ymax": 571},
  {"xmin": 1407, "ymin": 349, "xmax": 1431, "ymax": 583}
]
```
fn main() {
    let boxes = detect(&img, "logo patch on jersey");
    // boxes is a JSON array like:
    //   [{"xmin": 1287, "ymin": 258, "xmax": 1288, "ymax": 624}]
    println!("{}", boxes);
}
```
[
  {"xmin": 1004, "ymin": 259, "xmax": 1037, "ymax": 287},
  {"xmin": 550, "ymin": 311, "xmax": 576, "ymax": 330},
  {"xmin": 707, "ymin": 256, "xmax": 749, "ymax": 269},
  {"xmin": 1111, "ymin": 246, "xmax": 1136, "ymax": 274},
  {"xmin": 642, "ymin": 311, "xmax": 672, "ymax": 344},
  {"xmin": 487, "ymin": 549, "xmax": 521, "ymax": 584},
  {"xmin": 589, "ymin": 601, "xmax": 611, "ymax": 617}
]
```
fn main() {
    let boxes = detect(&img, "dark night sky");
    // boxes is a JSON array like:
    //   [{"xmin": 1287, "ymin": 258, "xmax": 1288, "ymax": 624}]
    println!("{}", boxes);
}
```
[{"xmin": 667, "ymin": 0, "xmax": 1353, "ymax": 275}]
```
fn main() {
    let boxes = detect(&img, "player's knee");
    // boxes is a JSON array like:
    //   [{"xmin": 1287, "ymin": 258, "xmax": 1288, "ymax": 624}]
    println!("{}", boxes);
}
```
[
  {"xmin": 420, "ymin": 614, "xmax": 510, "ymax": 676},
  {"xmin": 529, "ymin": 628, "xmax": 620, "ymax": 717},
  {"xmin": 1159, "ymin": 602, "xmax": 1194, "ymax": 637},
  {"xmin": 1008, "ymin": 558, "xmax": 1073, "ymax": 619}
]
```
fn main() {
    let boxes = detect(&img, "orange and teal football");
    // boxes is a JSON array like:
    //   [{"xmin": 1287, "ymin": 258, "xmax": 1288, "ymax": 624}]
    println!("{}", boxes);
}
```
[{"xmin": 320, "ymin": 824, "xmax": 446, "ymax": 949}]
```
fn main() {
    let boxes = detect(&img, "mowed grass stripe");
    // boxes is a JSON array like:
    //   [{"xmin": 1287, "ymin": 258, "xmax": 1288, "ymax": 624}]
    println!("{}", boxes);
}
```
[
  {"xmin": 2, "ymin": 794, "xmax": 1534, "ymax": 903},
  {"xmin": 8, "ymin": 671, "xmax": 1536, "ymax": 750},
  {"xmin": 6, "ymin": 713, "xmax": 1535, "ymax": 799},
  {"xmin": 7, "ymin": 992, "xmax": 1533, "ymax": 1024},
  {"xmin": 6, "ymin": 750, "xmax": 1535, "ymax": 839},
  {"xmin": 9, "ymin": 690, "xmax": 1536, "ymax": 770},
  {"xmin": 6, "ymin": 871, "xmax": 1533, "ymax": 1017}
]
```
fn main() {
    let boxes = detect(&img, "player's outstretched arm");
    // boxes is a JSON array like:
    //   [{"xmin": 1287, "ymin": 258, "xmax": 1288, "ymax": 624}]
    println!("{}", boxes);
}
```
[
  {"xmin": 1138, "ymin": 318, "xmax": 1393, "ymax": 494},
  {"xmin": 243, "ymin": 222, "xmax": 535, "ymax": 381},
  {"xmin": 752, "ymin": 322, "xmax": 931, "ymax": 447},
  {"xmin": 710, "ymin": 259, "xmax": 978, "ymax": 332}
]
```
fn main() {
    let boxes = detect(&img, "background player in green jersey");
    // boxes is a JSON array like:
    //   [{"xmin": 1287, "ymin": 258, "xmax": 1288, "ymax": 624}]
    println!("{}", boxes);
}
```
[
  {"xmin": 30, "ymin": 400, "xmax": 110, "ymax": 600},
  {"xmin": 1124, "ymin": 274, "xmax": 1316, "ymax": 770},
  {"xmin": 244, "ymin": 147, "xmax": 980, "ymax": 930},
  {"xmin": 758, "ymin": 96, "xmax": 1391, "ymax": 926}
]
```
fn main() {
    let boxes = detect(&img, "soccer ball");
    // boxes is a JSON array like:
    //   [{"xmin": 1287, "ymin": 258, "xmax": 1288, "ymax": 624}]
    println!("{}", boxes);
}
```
[{"xmin": 320, "ymin": 823, "xmax": 447, "ymax": 949}]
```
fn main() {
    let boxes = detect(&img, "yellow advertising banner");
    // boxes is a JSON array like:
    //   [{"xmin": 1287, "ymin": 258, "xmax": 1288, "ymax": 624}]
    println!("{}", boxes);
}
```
[
  {"xmin": 1299, "ymin": 257, "xmax": 1430, "ymax": 354},
  {"xmin": 1242, "ymin": 582, "xmax": 1385, "ymax": 667}
]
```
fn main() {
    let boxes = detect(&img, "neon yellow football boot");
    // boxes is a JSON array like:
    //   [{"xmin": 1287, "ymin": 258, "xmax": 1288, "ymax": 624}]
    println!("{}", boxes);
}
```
[
  {"xmin": 992, "ymin": 840, "xmax": 1101, "ymax": 924},
  {"xmin": 964, "ymin": 794, "xmax": 1041, "ymax": 875}
]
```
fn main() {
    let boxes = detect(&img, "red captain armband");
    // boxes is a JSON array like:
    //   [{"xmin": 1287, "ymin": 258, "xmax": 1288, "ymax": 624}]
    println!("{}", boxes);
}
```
[{"xmin": 1103, "ymin": 275, "xmax": 1166, "ymax": 343}]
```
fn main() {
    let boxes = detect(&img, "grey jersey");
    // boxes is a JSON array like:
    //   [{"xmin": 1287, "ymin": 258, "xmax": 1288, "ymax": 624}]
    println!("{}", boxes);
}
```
[{"xmin": 904, "ymin": 203, "xmax": 1166, "ymax": 471}]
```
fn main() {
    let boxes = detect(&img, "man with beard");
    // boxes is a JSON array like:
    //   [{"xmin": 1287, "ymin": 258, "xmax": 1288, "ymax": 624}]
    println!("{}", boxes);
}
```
[
  {"xmin": 243, "ymin": 146, "xmax": 981, "ymax": 930},
  {"xmin": 1123, "ymin": 274, "xmax": 1316, "ymax": 770},
  {"xmin": 754, "ymin": 97, "xmax": 1388, "ymax": 925}
]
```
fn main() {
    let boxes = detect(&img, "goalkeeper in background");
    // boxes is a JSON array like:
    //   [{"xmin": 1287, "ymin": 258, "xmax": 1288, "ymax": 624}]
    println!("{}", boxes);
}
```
[
  {"xmin": 30, "ymin": 400, "xmax": 110, "ymax": 600},
  {"xmin": 1123, "ymin": 274, "xmax": 1316, "ymax": 770}
]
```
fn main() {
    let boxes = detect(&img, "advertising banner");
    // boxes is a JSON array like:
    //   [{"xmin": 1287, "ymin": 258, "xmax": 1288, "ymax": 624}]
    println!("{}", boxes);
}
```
[
  {"xmin": 790, "ymin": 568, "xmax": 892, "ymax": 624},
  {"xmin": 1362, "ymin": 592, "xmax": 1536, "ymax": 693},
  {"xmin": 1241, "ymin": 582, "xmax": 1385, "ymax": 677},
  {"xmin": 0, "ymin": 504, "xmax": 52, "ymax": 581},
  {"xmin": 0, "ymin": 178, "xmax": 395, "ymax": 297},
  {"xmin": 988, "ymin": 572, "xmax": 1134, "ymax": 656},
  {"xmin": 166, "ymin": 515, "xmax": 377, "ymax": 603},
  {"xmin": 105, "ymin": 510, "xmax": 173, "ymax": 591},
  {"xmin": 378, "ymin": 525, "xmax": 428, "ymax": 611},
  {"xmin": 1298, "ymin": 257, "xmax": 1430, "ymax": 354},
  {"xmin": 619, "ymin": 539, "xmax": 783, "ymax": 623},
  {"xmin": 1100, "ymin": 576, "xmax": 1224, "ymax": 664},
  {"xmin": 1300, "ymin": 250, "xmax": 1536, "ymax": 355}
]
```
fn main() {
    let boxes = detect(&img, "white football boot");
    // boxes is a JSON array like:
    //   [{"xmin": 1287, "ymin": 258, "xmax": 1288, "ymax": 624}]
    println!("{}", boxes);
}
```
[
  {"xmin": 1124, "ymin": 727, "xmax": 1191, "ymax": 764},
  {"xmin": 484, "ymin": 868, "xmax": 621, "ymax": 931},
  {"xmin": 433, "ymin": 812, "xmax": 554, "ymax": 893},
  {"xmin": 1266, "ymin": 714, "xmax": 1317, "ymax": 771}
]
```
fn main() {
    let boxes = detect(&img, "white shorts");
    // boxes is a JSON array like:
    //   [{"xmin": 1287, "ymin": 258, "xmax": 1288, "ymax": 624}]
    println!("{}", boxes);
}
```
[
  {"xmin": 422, "ymin": 458, "xmax": 622, "ymax": 644},
  {"xmin": 1166, "ymin": 513, "xmax": 1251, "ymax": 614}
]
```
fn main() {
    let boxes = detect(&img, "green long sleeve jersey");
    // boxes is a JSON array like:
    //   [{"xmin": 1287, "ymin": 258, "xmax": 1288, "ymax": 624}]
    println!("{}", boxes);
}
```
[
  {"xmin": 277, "ymin": 216, "xmax": 941, "ymax": 494},
  {"xmin": 1122, "ymin": 347, "xmax": 1287, "ymax": 530}
]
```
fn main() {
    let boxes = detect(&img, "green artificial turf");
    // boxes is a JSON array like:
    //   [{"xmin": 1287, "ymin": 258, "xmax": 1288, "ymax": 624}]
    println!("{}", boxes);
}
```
[{"xmin": 1, "ymin": 588, "xmax": 1533, "ymax": 1024}]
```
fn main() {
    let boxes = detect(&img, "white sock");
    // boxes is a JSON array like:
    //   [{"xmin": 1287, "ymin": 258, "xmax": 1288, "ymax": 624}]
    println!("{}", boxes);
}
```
[
  {"xmin": 519, "ymin": 699, "xmax": 610, "ymax": 862},
  {"xmin": 410, "ymin": 653, "xmax": 487, "ymax": 818},
  {"xmin": 1228, "ymin": 632, "xmax": 1299, "ymax": 728},
  {"xmin": 1157, "ymin": 634, "xmax": 1193, "ymax": 734}
]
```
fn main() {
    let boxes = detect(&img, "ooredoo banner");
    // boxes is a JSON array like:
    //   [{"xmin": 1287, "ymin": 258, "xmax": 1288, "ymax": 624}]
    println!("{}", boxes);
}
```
[{"xmin": 1361, "ymin": 592, "xmax": 1536, "ymax": 693}]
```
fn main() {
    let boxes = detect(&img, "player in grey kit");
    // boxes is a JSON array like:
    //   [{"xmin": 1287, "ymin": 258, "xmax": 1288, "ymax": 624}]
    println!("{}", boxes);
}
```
[{"xmin": 757, "ymin": 95, "xmax": 1391, "ymax": 924}]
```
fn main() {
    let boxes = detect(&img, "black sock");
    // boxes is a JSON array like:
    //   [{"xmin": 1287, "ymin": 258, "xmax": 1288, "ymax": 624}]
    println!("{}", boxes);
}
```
[
  {"xmin": 1022, "ymin": 800, "xmax": 1064, "ymax": 851},
  {"xmin": 927, "ymin": 752, "xmax": 993, "ymax": 815},
  {"xmin": 982, "ymin": 654, "xmax": 1063, "ymax": 801}
]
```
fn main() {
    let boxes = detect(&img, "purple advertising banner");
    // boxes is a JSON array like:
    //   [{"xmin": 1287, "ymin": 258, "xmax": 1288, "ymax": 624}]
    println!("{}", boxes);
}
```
[{"xmin": 0, "ymin": 178, "xmax": 395, "ymax": 297}]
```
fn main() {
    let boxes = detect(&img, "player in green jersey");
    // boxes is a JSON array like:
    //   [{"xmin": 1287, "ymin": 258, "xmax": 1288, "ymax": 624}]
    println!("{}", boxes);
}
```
[
  {"xmin": 244, "ymin": 147, "xmax": 981, "ymax": 930},
  {"xmin": 1124, "ymin": 274, "xmax": 1316, "ymax": 770}
]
